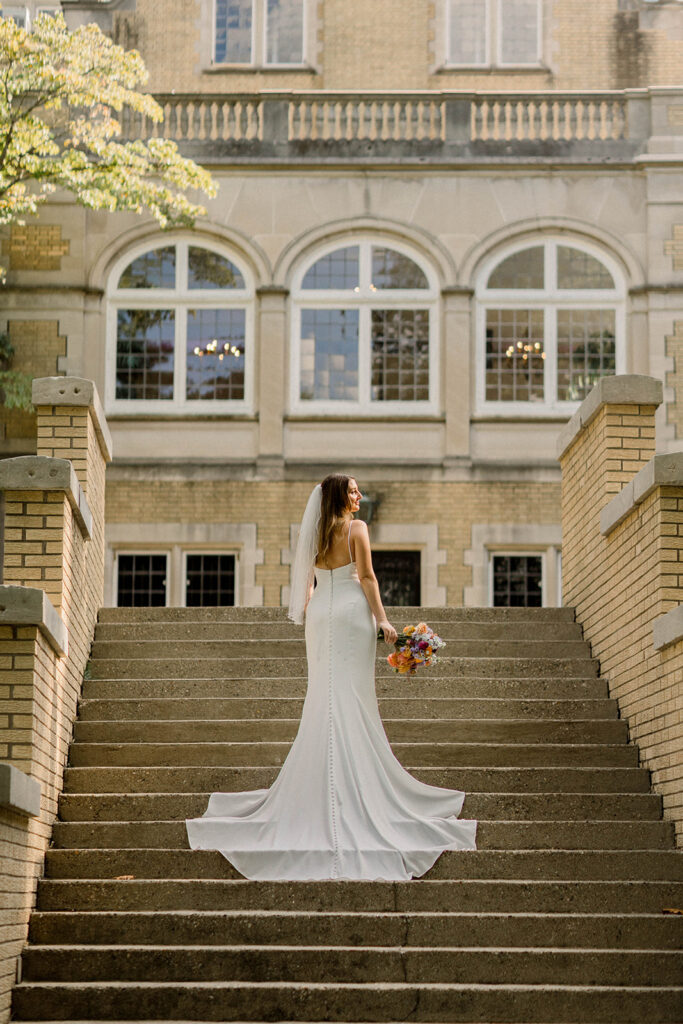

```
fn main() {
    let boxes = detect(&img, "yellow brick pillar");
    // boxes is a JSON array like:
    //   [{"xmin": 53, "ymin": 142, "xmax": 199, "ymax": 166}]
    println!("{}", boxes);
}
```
[{"xmin": 556, "ymin": 374, "xmax": 662, "ymax": 616}]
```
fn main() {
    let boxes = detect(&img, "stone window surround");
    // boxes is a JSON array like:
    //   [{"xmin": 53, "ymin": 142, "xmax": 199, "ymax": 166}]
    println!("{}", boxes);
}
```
[
  {"xmin": 105, "ymin": 234, "xmax": 255, "ymax": 418},
  {"xmin": 289, "ymin": 236, "xmax": 440, "ymax": 418},
  {"xmin": 104, "ymin": 523, "xmax": 264, "ymax": 607},
  {"xmin": 464, "ymin": 523, "xmax": 562, "ymax": 607},
  {"xmin": 281, "ymin": 522, "xmax": 447, "ymax": 607},
  {"xmin": 475, "ymin": 235, "xmax": 626, "ymax": 420},
  {"xmin": 199, "ymin": 0, "xmax": 317, "ymax": 72},
  {"xmin": 434, "ymin": 0, "xmax": 544, "ymax": 71}
]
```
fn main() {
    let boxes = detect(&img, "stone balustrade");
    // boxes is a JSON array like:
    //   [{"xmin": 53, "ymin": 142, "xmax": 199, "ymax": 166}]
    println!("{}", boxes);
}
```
[
  {"xmin": 117, "ymin": 87, "xmax": 682, "ymax": 163},
  {"xmin": 557, "ymin": 375, "xmax": 683, "ymax": 848},
  {"xmin": 0, "ymin": 379, "xmax": 111, "ymax": 1024}
]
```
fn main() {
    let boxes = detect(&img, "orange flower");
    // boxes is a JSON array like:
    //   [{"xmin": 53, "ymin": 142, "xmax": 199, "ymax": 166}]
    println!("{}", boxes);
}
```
[
  {"xmin": 403, "ymin": 625, "xmax": 415, "ymax": 635},
  {"xmin": 387, "ymin": 652, "xmax": 398, "ymax": 667},
  {"xmin": 416, "ymin": 622, "xmax": 429, "ymax": 634}
]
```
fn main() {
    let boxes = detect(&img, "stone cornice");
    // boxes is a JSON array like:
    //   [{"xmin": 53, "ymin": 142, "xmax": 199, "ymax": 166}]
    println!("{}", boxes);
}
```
[
  {"xmin": 0, "ymin": 456, "xmax": 92, "ymax": 540},
  {"xmin": 32, "ymin": 377, "xmax": 113, "ymax": 463},
  {"xmin": 600, "ymin": 452, "xmax": 683, "ymax": 536},
  {"xmin": 555, "ymin": 375, "xmax": 664, "ymax": 461},
  {"xmin": 0, "ymin": 585, "xmax": 68, "ymax": 657}
]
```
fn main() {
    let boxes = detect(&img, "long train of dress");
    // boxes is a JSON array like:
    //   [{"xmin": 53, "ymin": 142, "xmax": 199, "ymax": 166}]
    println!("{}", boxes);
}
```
[{"xmin": 185, "ymin": 561, "xmax": 478, "ymax": 880}]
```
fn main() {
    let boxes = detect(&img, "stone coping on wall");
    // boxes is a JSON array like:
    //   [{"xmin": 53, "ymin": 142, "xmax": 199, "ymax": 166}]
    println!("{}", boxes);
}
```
[
  {"xmin": 0, "ymin": 764, "xmax": 41, "ymax": 817},
  {"xmin": 653, "ymin": 604, "xmax": 683, "ymax": 652},
  {"xmin": 555, "ymin": 375, "xmax": 664, "ymax": 461},
  {"xmin": 0, "ymin": 456, "xmax": 92, "ymax": 539},
  {"xmin": 600, "ymin": 452, "xmax": 683, "ymax": 536},
  {"xmin": 32, "ymin": 376, "xmax": 113, "ymax": 463},
  {"xmin": 0, "ymin": 585, "xmax": 68, "ymax": 657}
]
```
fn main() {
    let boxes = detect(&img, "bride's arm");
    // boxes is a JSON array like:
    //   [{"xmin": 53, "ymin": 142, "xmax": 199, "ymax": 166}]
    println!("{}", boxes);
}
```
[{"xmin": 352, "ymin": 521, "xmax": 397, "ymax": 645}]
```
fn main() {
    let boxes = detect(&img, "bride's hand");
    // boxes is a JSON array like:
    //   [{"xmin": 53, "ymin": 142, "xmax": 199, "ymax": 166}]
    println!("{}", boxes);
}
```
[{"xmin": 378, "ymin": 620, "xmax": 397, "ymax": 645}]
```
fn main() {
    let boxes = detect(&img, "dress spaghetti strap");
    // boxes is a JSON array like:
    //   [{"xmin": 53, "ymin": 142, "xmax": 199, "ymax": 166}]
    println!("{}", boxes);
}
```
[{"xmin": 347, "ymin": 519, "xmax": 354, "ymax": 562}]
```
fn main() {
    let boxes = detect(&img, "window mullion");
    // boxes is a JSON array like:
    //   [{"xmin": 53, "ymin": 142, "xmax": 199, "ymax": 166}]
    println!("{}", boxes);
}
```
[
  {"xmin": 360, "ymin": 305, "xmax": 370, "ymax": 409},
  {"xmin": 176, "ymin": 306, "xmax": 187, "ymax": 411},
  {"xmin": 545, "ymin": 305, "xmax": 557, "ymax": 408}
]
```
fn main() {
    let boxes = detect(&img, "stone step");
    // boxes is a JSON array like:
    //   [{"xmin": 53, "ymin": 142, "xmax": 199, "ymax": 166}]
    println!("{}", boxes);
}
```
[
  {"xmin": 95, "ymin": 620, "xmax": 585, "ymax": 642},
  {"xmin": 81, "ymin": 676, "xmax": 610, "ymax": 700},
  {"xmin": 57, "ymin": 791, "xmax": 663, "ymax": 823},
  {"xmin": 35, "ymin": 879, "xmax": 683, "ymax": 914},
  {"xmin": 90, "ymin": 639, "xmax": 592, "ymax": 660},
  {"xmin": 62, "ymin": 765, "xmax": 653, "ymax": 795},
  {"xmin": 28, "ymin": 909, "xmax": 683, "ymax": 949},
  {"xmin": 20, "ymin": 944, "xmax": 680, "ymax": 986},
  {"xmin": 97, "ymin": 606, "xmax": 579, "ymax": 623},
  {"xmin": 71, "ymin": 718, "xmax": 627, "ymax": 745},
  {"xmin": 51, "ymin": 819, "xmax": 675, "ymax": 851},
  {"xmin": 76, "ymin": 696, "xmax": 619, "ymax": 722},
  {"xmin": 43, "ymin": 847, "xmax": 683, "ymax": 881},
  {"xmin": 89, "ymin": 656, "xmax": 600, "ymax": 679},
  {"xmin": 11, "ymin": 979, "xmax": 683, "ymax": 1022},
  {"xmin": 67, "ymin": 741, "xmax": 640, "ymax": 769}
]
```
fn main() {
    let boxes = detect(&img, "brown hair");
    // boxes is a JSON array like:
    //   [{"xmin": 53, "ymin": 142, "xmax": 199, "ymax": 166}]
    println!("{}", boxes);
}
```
[{"xmin": 317, "ymin": 473, "xmax": 353, "ymax": 566}]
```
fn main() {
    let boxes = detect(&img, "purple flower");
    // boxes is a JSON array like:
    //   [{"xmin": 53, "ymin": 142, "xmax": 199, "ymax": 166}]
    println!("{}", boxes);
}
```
[{"xmin": 418, "ymin": 640, "xmax": 429, "ymax": 650}]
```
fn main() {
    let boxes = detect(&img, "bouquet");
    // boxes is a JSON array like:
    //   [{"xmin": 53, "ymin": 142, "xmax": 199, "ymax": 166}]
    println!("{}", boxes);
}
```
[{"xmin": 378, "ymin": 622, "xmax": 446, "ymax": 675}]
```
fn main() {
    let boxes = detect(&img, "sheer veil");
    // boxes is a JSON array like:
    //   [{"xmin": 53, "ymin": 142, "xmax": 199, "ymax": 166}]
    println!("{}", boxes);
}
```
[{"xmin": 287, "ymin": 484, "xmax": 322, "ymax": 624}]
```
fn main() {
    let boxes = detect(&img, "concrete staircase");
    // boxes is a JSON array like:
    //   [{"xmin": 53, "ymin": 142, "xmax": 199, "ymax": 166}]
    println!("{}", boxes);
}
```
[{"xmin": 12, "ymin": 606, "xmax": 683, "ymax": 1023}]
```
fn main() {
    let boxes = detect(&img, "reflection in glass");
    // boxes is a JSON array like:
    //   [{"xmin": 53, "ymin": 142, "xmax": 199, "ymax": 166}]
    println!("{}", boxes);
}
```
[
  {"xmin": 493, "ymin": 554, "xmax": 543, "ymax": 606},
  {"xmin": 500, "ymin": 0, "xmax": 539, "ymax": 64},
  {"xmin": 557, "ymin": 247, "xmax": 614, "ymax": 290},
  {"xmin": 301, "ymin": 247, "xmax": 359, "ymax": 290},
  {"xmin": 186, "ymin": 309, "xmax": 246, "ymax": 400},
  {"xmin": 118, "ymin": 247, "xmax": 175, "ymax": 289},
  {"xmin": 300, "ymin": 309, "xmax": 359, "ymax": 400},
  {"xmin": 215, "ymin": 0, "xmax": 252, "ymax": 63},
  {"xmin": 116, "ymin": 309, "xmax": 175, "ymax": 400},
  {"xmin": 266, "ymin": 0, "xmax": 303, "ymax": 63},
  {"xmin": 488, "ymin": 247, "xmax": 544, "ymax": 289},
  {"xmin": 448, "ymin": 0, "xmax": 487, "ymax": 63},
  {"xmin": 188, "ymin": 247, "xmax": 245, "ymax": 289},
  {"xmin": 485, "ymin": 309, "xmax": 545, "ymax": 401},
  {"xmin": 557, "ymin": 309, "xmax": 616, "ymax": 401},
  {"xmin": 371, "ymin": 309, "xmax": 429, "ymax": 401},
  {"xmin": 372, "ymin": 248, "xmax": 428, "ymax": 289}
]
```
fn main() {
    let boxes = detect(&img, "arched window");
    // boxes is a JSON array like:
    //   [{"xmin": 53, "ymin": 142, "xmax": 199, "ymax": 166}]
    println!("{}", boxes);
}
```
[
  {"xmin": 291, "ymin": 239, "xmax": 439, "ymax": 414},
  {"xmin": 107, "ymin": 238, "xmax": 253, "ymax": 413},
  {"xmin": 476, "ymin": 238, "xmax": 625, "ymax": 415}
]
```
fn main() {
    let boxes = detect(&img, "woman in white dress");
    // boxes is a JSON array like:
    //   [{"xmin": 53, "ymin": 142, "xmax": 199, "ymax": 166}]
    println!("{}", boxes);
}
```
[{"xmin": 186, "ymin": 473, "xmax": 477, "ymax": 880}]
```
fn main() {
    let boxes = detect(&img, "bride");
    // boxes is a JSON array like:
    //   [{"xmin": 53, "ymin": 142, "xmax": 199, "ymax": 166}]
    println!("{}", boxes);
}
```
[{"xmin": 185, "ymin": 473, "xmax": 477, "ymax": 880}]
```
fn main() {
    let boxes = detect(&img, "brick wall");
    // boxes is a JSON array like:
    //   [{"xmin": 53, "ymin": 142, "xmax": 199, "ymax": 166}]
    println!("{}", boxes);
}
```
[
  {"xmin": 105, "ymin": 477, "xmax": 562, "ymax": 607},
  {"xmin": 0, "ymin": 379, "xmax": 111, "ymax": 1024},
  {"xmin": 558, "ymin": 375, "xmax": 683, "ymax": 847}
]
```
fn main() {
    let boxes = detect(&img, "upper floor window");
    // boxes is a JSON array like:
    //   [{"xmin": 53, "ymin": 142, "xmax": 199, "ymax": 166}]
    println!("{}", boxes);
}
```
[
  {"xmin": 291, "ymin": 239, "xmax": 439, "ymax": 415},
  {"xmin": 0, "ymin": 3, "xmax": 59, "ymax": 29},
  {"xmin": 476, "ymin": 238, "xmax": 625, "ymax": 416},
  {"xmin": 107, "ymin": 238, "xmax": 253, "ymax": 415},
  {"xmin": 447, "ymin": 0, "xmax": 541, "ymax": 67},
  {"xmin": 214, "ymin": 0, "xmax": 305, "ymax": 65}
]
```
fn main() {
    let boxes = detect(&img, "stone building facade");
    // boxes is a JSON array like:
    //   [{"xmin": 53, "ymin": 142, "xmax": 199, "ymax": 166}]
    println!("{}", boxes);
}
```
[{"xmin": 1, "ymin": 0, "xmax": 683, "ymax": 610}]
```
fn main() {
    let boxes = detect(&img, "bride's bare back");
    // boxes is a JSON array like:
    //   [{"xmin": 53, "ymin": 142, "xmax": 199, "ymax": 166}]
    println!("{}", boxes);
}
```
[{"xmin": 315, "ymin": 519, "xmax": 354, "ymax": 570}]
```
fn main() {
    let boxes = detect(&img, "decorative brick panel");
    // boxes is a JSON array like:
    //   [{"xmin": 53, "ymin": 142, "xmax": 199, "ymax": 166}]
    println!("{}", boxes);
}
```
[{"xmin": 1, "ymin": 225, "xmax": 69, "ymax": 272}]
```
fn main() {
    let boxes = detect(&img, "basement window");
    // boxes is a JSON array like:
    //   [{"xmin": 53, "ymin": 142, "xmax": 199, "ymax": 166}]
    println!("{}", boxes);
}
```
[{"xmin": 116, "ymin": 553, "xmax": 168, "ymax": 607}]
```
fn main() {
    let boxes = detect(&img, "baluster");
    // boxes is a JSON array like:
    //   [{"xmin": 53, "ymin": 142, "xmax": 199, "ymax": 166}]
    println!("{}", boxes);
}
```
[
  {"xmin": 528, "ymin": 101, "xmax": 536, "ymax": 140},
  {"xmin": 515, "ymin": 101, "xmax": 525, "ymax": 140},
  {"xmin": 345, "ymin": 101, "xmax": 354, "ymax": 141},
  {"xmin": 210, "ymin": 101, "xmax": 219, "ymax": 141},
  {"xmin": 540, "ymin": 100, "xmax": 548, "ymax": 139},
  {"xmin": 576, "ymin": 100, "xmax": 585, "ymax": 140},
  {"xmin": 563, "ymin": 100, "xmax": 572, "ymax": 141},
  {"xmin": 186, "ymin": 102, "xmax": 195, "ymax": 141},
  {"xmin": 334, "ymin": 102, "xmax": 342, "ymax": 141},
  {"xmin": 587, "ymin": 101, "xmax": 597, "ymax": 141}
]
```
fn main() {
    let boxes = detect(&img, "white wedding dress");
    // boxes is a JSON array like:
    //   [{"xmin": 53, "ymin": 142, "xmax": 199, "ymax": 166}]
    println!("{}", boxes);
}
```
[{"xmin": 185, "ymin": 542, "xmax": 478, "ymax": 880}]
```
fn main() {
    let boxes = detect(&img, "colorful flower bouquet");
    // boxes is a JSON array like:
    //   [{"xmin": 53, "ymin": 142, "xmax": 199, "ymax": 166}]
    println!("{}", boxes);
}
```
[{"xmin": 378, "ymin": 622, "xmax": 446, "ymax": 675}]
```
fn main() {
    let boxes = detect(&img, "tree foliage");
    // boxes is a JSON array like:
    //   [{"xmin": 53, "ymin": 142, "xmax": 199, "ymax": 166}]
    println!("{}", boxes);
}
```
[
  {"xmin": 0, "ymin": 8, "xmax": 216, "ymax": 229},
  {"xmin": 0, "ymin": 8, "xmax": 217, "ymax": 411}
]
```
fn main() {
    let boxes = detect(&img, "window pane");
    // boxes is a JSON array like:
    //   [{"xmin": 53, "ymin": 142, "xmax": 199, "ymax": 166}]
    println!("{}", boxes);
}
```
[
  {"xmin": 448, "ymin": 0, "xmax": 487, "ymax": 63},
  {"xmin": 116, "ymin": 310, "xmax": 175, "ymax": 400},
  {"xmin": 188, "ymin": 247, "xmax": 245, "ymax": 289},
  {"xmin": 557, "ymin": 247, "xmax": 614, "ymax": 290},
  {"xmin": 493, "ymin": 554, "xmax": 543, "ymax": 607},
  {"xmin": 186, "ymin": 309, "xmax": 246, "ymax": 401},
  {"xmin": 300, "ymin": 309, "xmax": 359, "ymax": 401},
  {"xmin": 266, "ymin": 0, "xmax": 303, "ymax": 63},
  {"xmin": 215, "ymin": 0, "xmax": 252, "ymax": 63},
  {"xmin": 1, "ymin": 7, "xmax": 29, "ymax": 28},
  {"xmin": 186, "ymin": 554, "xmax": 235, "ymax": 607},
  {"xmin": 118, "ymin": 247, "xmax": 175, "ymax": 289},
  {"xmin": 301, "ymin": 247, "xmax": 359, "ymax": 290},
  {"xmin": 487, "ymin": 247, "xmax": 544, "ymax": 289},
  {"xmin": 485, "ymin": 309, "xmax": 545, "ymax": 402},
  {"xmin": 372, "ymin": 247, "xmax": 428, "ymax": 289},
  {"xmin": 117, "ymin": 554, "xmax": 167, "ymax": 607},
  {"xmin": 371, "ymin": 309, "xmax": 429, "ymax": 402},
  {"xmin": 557, "ymin": 309, "xmax": 616, "ymax": 402},
  {"xmin": 373, "ymin": 551, "xmax": 421, "ymax": 606},
  {"xmin": 500, "ymin": 0, "xmax": 539, "ymax": 64}
]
